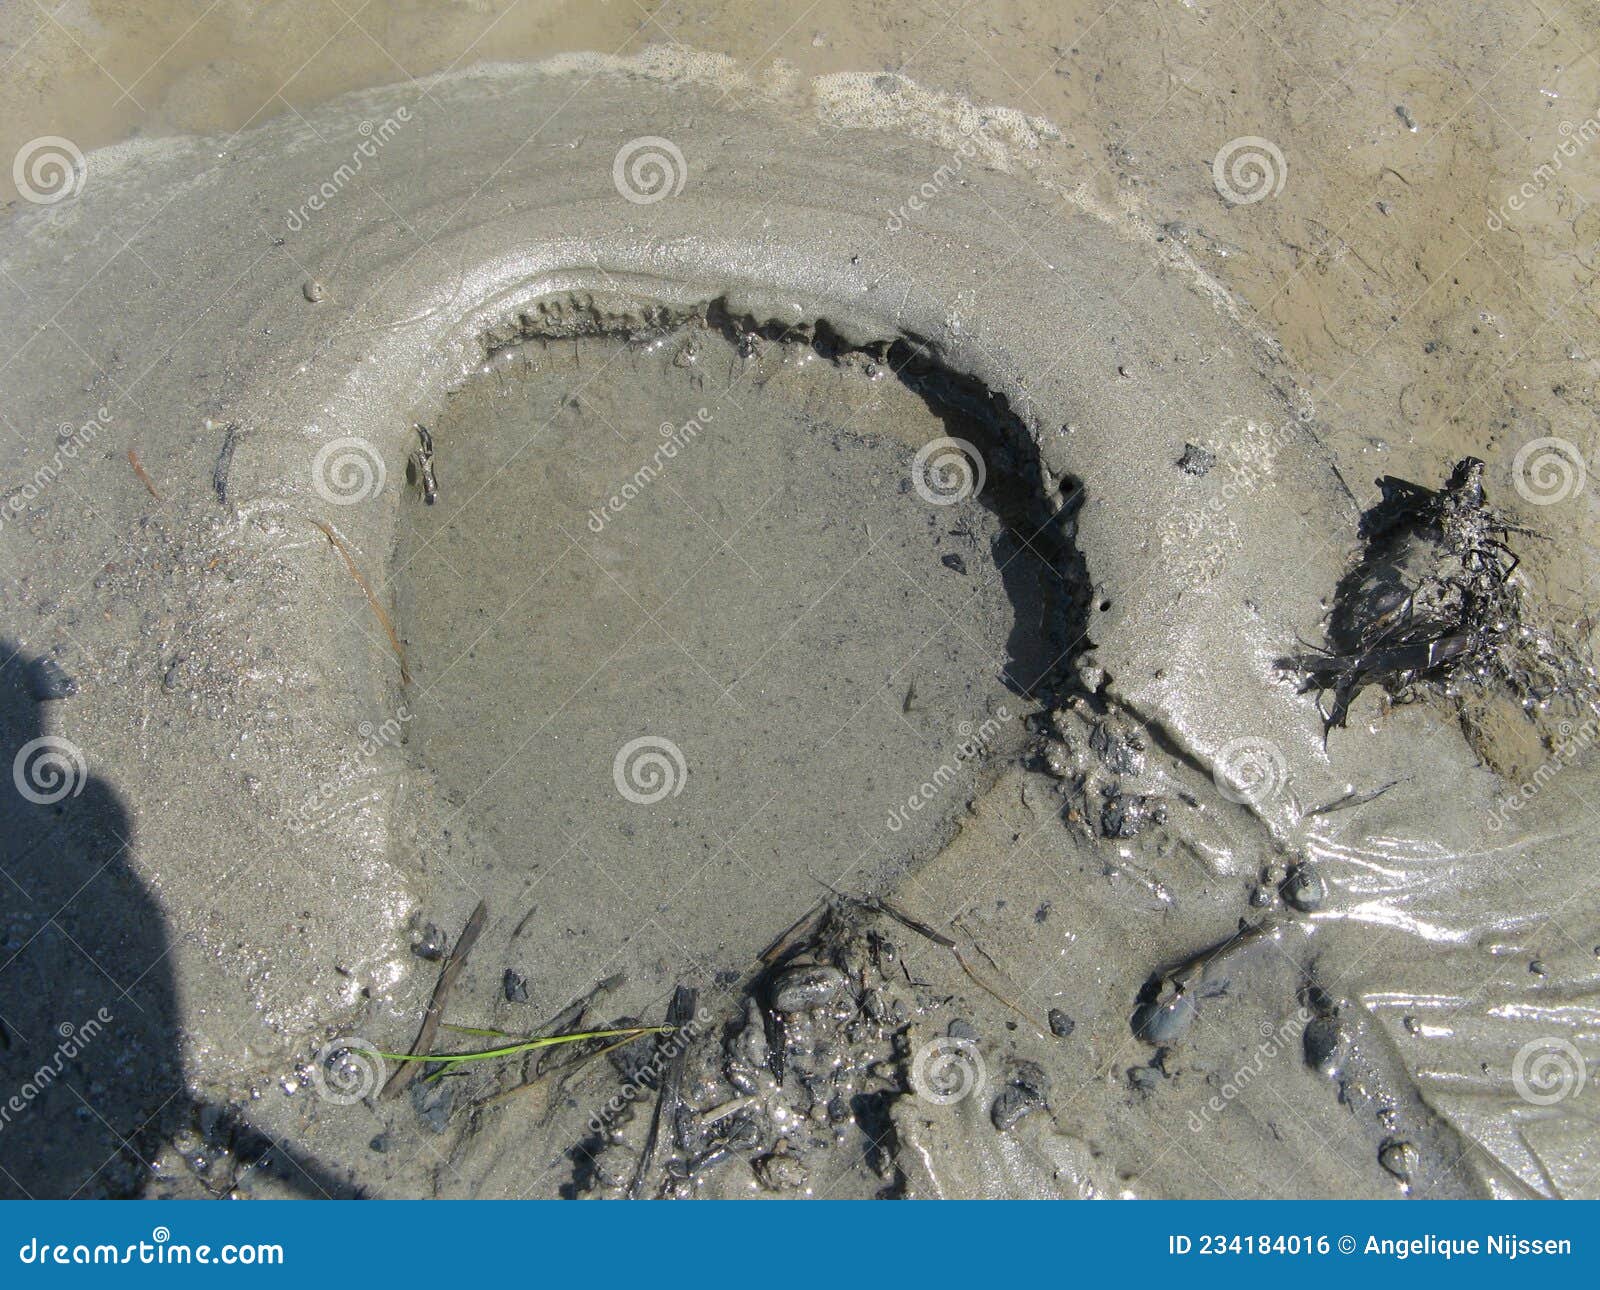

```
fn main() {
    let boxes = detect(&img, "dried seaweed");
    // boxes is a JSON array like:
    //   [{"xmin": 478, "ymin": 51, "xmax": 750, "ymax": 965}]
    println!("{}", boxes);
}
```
[{"xmin": 1283, "ymin": 458, "xmax": 1590, "ymax": 734}]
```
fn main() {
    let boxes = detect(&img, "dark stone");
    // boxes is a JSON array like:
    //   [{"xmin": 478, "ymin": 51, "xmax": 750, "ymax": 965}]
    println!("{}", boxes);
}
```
[
  {"xmin": 1048, "ymin": 1008, "xmax": 1076, "ymax": 1038},
  {"xmin": 1101, "ymin": 792, "xmax": 1164, "ymax": 838},
  {"xmin": 1177, "ymin": 443, "xmax": 1216, "ymax": 476},
  {"xmin": 410, "ymin": 1077, "xmax": 453, "ymax": 1134},
  {"xmin": 411, "ymin": 922, "xmax": 446, "ymax": 961},
  {"xmin": 503, "ymin": 968, "xmax": 529, "ymax": 1003},
  {"xmin": 1089, "ymin": 719, "xmax": 1145, "ymax": 775},
  {"xmin": 772, "ymin": 964, "xmax": 847, "ymax": 1012},
  {"xmin": 991, "ymin": 1084, "xmax": 1038, "ymax": 1131},
  {"xmin": 1303, "ymin": 1015, "xmax": 1344, "ymax": 1076},
  {"xmin": 1282, "ymin": 864, "xmax": 1327, "ymax": 912}
]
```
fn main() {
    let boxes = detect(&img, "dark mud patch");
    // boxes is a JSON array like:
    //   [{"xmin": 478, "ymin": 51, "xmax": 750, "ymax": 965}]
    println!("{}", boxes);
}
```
[{"xmin": 390, "ymin": 300, "xmax": 1091, "ymax": 1032}]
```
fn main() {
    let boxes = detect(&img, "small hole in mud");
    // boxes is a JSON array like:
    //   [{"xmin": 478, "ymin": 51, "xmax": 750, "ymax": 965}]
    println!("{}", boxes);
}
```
[{"xmin": 393, "ymin": 301, "xmax": 1090, "ymax": 1004}]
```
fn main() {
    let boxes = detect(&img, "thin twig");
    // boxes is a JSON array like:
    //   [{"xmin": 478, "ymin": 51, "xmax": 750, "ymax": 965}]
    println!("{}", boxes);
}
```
[
  {"xmin": 213, "ymin": 424, "xmax": 239, "ymax": 506},
  {"xmin": 127, "ymin": 449, "xmax": 161, "ymax": 500},
  {"xmin": 473, "ymin": 1031, "xmax": 648, "ymax": 1111},
  {"xmin": 304, "ymin": 515, "xmax": 410, "ymax": 685},
  {"xmin": 860, "ymin": 895, "xmax": 1045, "ymax": 1036}
]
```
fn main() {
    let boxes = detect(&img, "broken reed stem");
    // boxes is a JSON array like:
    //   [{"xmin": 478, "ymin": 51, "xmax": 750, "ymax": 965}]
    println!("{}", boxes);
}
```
[
  {"xmin": 473, "ymin": 1031, "xmax": 647, "ymax": 1110},
  {"xmin": 379, "ymin": 1024, "xmax": 671, "ymax": 1066},
  {"xmin": 304, "ymin": 515, "xmax": 411, "ymax": 686},
  {"xmin": 127, "ymin": 449, "xmax": 161, "ymax": 500},
  {"xmin": 382, "ymin": 899, "xmax": 487, "ymax": 1100}
]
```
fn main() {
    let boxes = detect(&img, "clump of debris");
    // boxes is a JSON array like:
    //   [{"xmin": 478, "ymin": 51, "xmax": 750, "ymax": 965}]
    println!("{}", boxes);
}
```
[{"xmin": 1284, "ymin": 457, "xmax": 1594, "ymax": 733}]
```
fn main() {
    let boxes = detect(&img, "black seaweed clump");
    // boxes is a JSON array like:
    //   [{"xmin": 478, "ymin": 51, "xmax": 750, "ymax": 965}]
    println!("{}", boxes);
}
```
[{"xmin": 1284, "ymin": 457, "xmax": 1590, "ymax": 734}]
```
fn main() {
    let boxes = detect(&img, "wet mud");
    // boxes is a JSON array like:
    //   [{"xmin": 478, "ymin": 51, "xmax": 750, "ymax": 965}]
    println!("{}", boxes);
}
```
[{"xmin": 2, "ymin": 8, "xmax": 1597, "ymax": 1199}]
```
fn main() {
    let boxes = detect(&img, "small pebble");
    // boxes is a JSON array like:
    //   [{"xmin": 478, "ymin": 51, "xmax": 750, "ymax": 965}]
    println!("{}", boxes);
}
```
[
  {"xmin": 1303, "ymin": 1015, "xmax": 1345, "ymax": 1077},
  {"xmin": 1128, "ymin": 1064, "xmax": 1162, "ymax": 1094},
  {"xmin": 1101, "ymin": 792, "xmax": 1163, "ymax": 838},
  {"xmin": 941, "ymin": 552, "xmax": 967, "ymax": 575},
  {"xmin": 947, "ymin": 1019, "xmax": 979, "ymax": 1042},
  {"xmin": 1012, "ymin": 1060, "xmax": 1050, "ymax": 1101},
  {"xmin": 1177, "ymin": 443, "xmax": 1216, "ymax": 476},
  {"xmin": 1379, "ymin": 1138, "xmax": 1418, "ymax": 1185},
  {"xmin": 772, "ymin": 964, "xmax": 847, "ymax": 1013},
  {"xmin": 302, "ymin": 279, "xmax": 325, "ymax": 303},
  {"xmin": 410, "ymin": 1078, "xmax": 453, "ymax": 1134},
  {"xmin": 992, "ymin": 1060, "xmax": 1051, "ymax": 1131},
  {"xmin": 1048, "ymin": 1008, "xmax": 1075, "ymax": 1038},
  {"xmin": 411, "ymin": 923, "xmax": 446, "ymax": 961},
  {"xmin": 753, "ymin": 1151, "xmax": 807, "ymax": 1192},
  {"xmin": 1133, "ymin": 988, "xmax": 1196, "ymax": 1044},
  {"xmin": 503, "ymin": 969, "xmax": 529, "ymax": 1002},
  {"xmin": 991, "ymin": 1084, "xmax": 1039, "ymax": 1130},
  {"xmin": 1282, "ymin": 864, "xmax": 1327, "ymax": 912}
]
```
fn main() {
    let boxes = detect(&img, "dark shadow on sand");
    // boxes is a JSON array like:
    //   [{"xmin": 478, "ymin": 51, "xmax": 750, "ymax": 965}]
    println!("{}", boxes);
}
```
[{"xmin": 0, "ymin": 641, "xmax": 357, "ymax": 1198}]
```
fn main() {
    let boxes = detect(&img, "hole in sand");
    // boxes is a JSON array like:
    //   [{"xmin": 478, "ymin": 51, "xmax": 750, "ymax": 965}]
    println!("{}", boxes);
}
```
[{"xmin": 393, "ymin": 303, "xmax": 1090, "ymax": 1004}]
